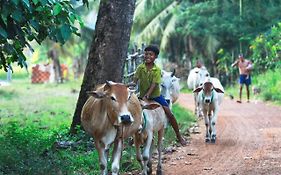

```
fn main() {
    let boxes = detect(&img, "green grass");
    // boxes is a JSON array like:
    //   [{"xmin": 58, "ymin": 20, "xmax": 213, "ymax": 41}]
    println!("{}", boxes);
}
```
[
  {"xmin": 0, "ymin": 76, "xmax": 195, "ymax": 175},
  {"xmin": 161, "ymin": 104, "xmax": 196, "ymax": 146}
]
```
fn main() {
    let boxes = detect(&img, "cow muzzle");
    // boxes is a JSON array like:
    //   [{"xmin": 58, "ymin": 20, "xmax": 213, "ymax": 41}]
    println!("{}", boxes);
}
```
[
  {"xmin": 204, "ymin": 99, "xmax": 211, "ymax": 104},
  {"xmin": 120, "ymin": 115, "xmax": 133, "ymax": 125}
]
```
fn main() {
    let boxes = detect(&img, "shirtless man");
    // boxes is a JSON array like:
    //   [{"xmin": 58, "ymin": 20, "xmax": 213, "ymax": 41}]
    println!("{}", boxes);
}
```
[{"xmin": 231, "ymin": 54, "xmax": 253, "ymax": 103}]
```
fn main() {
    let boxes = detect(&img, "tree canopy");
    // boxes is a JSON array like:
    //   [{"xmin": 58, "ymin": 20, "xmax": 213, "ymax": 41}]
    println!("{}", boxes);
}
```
[
  {"xmin": 131, "ymin": 0, "xmax": 281, "ymax": 77},
  {"xmin": 0, "ymin": 0, "xmax": 83, "ymax": 71}
]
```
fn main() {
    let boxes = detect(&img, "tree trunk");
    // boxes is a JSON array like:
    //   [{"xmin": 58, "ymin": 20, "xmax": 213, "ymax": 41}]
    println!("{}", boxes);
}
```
[{"xmin": 70, "ymin": 0, "xmax": 136, "ymax": 133}]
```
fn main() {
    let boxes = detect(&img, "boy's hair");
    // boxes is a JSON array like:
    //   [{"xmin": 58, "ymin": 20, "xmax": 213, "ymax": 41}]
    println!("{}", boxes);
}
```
[{"xmin": 144, "ymin": 45, "xmax": 159, "ymax": 56}]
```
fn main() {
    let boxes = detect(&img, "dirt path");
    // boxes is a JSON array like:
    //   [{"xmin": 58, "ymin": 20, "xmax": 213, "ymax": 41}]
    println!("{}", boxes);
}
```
[{"xmin": 163, "ymin": 93, "xmax": 281, "ymax": 175}]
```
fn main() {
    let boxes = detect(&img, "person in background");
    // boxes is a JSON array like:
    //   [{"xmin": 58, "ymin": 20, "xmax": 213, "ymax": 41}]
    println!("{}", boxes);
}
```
[
  {"xmin": 133, "ymin": 45, "xmax": 186, "ymax": 146},
  {"xmin": 231, "ymin": 54, "xmax": 253, "ymax": 103}
]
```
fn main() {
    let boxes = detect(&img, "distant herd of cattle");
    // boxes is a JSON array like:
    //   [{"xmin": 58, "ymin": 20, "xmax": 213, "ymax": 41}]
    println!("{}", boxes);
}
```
[{"xmin": 81, "ymin": 67, "xmax": 224, "ymax": 175}]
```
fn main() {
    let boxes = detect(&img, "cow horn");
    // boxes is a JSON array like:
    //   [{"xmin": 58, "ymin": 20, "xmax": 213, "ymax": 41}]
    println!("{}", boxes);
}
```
[{"xmin": 171, "ymin": 69, "xmax": 176, "ymax": 77}]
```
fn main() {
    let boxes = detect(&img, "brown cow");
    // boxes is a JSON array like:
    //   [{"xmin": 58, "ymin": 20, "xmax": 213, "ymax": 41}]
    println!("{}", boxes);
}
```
[{"xmin": 81, "ymin": 81, "xmax": 143, "ymax": 175}]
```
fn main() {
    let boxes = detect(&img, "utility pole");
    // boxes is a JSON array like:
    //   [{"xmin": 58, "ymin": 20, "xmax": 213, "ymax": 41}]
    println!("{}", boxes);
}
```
[{"xmin": 239, "ymin": 0, "xmax": 243, "ymax": 53}]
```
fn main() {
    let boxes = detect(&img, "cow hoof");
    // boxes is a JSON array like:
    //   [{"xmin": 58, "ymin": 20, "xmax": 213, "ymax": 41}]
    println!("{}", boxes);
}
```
[
  {"xmin": 147, "ymin": 162, "xmax": 152, "ymax": 175},
  {"xmin": 205, "ymin": 138, "xmax": 210, "ymax": 143},
  {"xmin": 211, "ymin": 135, "xmax": 216, "ymax": 143},
  {"xmin": 156, "ymin": 169, "xmax": 162, "ymax": 175}
]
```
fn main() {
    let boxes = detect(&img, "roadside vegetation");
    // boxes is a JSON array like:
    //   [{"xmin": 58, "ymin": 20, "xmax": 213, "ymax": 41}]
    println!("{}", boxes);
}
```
[{"xmin": 0, "ymin": 73, "xmax": 196, "ymax": 174}]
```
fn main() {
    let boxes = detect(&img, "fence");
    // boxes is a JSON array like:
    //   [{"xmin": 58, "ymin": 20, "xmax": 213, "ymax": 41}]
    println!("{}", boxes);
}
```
[{"xmin": 123, "ymin": 45, "xmax": 145, "ymax": 84}]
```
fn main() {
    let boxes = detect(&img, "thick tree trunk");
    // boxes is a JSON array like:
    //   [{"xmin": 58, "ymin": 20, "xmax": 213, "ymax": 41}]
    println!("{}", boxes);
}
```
[{"xmin": 70, "ymin": 0, "xmax": 136, "ymax": 133}]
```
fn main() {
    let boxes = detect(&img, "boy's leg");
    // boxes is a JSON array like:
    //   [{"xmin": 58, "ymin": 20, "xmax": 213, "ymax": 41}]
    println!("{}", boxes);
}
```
[
  {"xmin": 245, "ymin": 76, "xmax": 251, "ymax": 102},
  {"xmin": 246, "ymin": 85, "xmax": 250, "ymax": 102},
  {"xmin": 162, "ymin": 106, "xmax": 186, "ymax": 146},
  {"xmin": 237, "ymin": 84, "xmax": 243, "ymax": 103}
]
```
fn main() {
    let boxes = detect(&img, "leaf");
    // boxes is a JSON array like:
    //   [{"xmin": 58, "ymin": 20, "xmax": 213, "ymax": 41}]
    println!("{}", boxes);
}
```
[
  {"xmin": 32, "ymin": 0, "xmax": 39, "ymax": 5},
  {"xmin": 30, "ymin": 20, "xmax": 39, "ymax": 31},
  {"xmin": 11, "ymin": 0, "xmax": 20, "ymax": 5},
  {"xmin": 68, "ymin": 12, "xmax": 75, "ymax": 24},
  {"xmin": 0, "ymin": 26, "xmax": 8, "ymax": 39},
  {"xmin": 40, "ymin": 0, "xmax": 48, "ymax": 6},
  {"xmin": 60, "ymin": 24, "xmax": 72, "ymax": 42},
  {"xmin": 22, "ymin": 0, "xmax": 31, "ymax": 11},
  {"xmin": 53, "ymin": 4, "xmax": 62, "ymax": 16},
  {"xmin": 11, "ymin": 10, "xmax": 23, "ymax": 22}
]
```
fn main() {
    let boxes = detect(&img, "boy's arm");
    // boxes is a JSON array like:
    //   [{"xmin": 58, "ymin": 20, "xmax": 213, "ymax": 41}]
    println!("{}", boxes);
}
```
[
  {"xmin": 231, "ymin": 60, "xmax": 238, "ymax": 67},
  {"xmin": 144, "ymin": 83, "xmax": 157, "ymax": 99}
]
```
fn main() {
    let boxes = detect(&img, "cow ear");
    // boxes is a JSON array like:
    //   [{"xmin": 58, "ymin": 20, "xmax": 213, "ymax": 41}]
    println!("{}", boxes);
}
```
[
  {"xmin": 193, "ymin": 87, "xmax": 203, "ymax": 93},
  {"xmin": 171, "ymin": 69, "xmax": 176, "ymax": 77},
  {"xmin": 87, "ymin": 91, "xmax": 106, "ymax": 98},
  {"xmin": 143, "ymin": 103, "xmax": 161, "ymax": 110},
  {"xmin": 214, "ymin": 88, "xmax": 224, "ymax": 93},
  {"xmin": 104, "ymin": 80, "xmax": 112, "ymax": 91}
]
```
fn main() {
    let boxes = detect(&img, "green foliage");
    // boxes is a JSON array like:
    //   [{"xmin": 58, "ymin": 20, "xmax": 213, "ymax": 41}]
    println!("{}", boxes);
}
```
[
  {"xmin": 0, "ymin": 122, "xmax": 100, "ymax": 175},
  {"xmin": 254, "ymin": 69, "xmax": 281, "ymax": 103},
  {"xmin": 0, "ymin": 0, "xmax": 84, "ymax": 71},
  {"xmin": 163, "ymin": 103, "xmax": 196, "ymax": 146},
  {"xmin": 250, "ymin": 22, "xmax": 281, "ymax": 72},
  {"xmin": 132, "ymin": 0, "xmax": 281, "ymax": 78}
]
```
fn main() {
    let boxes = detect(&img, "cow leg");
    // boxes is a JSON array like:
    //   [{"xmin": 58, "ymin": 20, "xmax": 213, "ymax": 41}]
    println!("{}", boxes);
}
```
[
  {"xmin": 156, "ymin": 128, "xmax": 164, "ymax": 175},
  {"xmin": 147, "ymin": 138, "xmax": 154, "ymax": 175},
  {"xmin": 211, "ymin": 108, "xmax": 219, "ymax": 143},
  {"xmin": 203, "ymin": 110, "xmax": 210, "ymax": 142},
  {"xmin": 194, "ymin": 94, "xmax": 199, "ymax": 117},
  {"xmin": 95, "ymin": 141, "xmax": 108, "ymax": 175},
  {"xmin": 134, "ymin": 133, "xmax": 144, "ymax": 169},
  {"xmin": 142, "ymin": 131, "xmax": 153, "ymax": 175},
  {"xmin": 111, "ymin": 138, "xmax": 123, "ymax": 175}
]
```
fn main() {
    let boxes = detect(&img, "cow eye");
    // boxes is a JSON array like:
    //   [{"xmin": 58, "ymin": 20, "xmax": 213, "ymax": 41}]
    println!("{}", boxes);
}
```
[
  {"xmin": 111, "ymin": 96, "xmax": 116, "ymax": 101},
  {"xmin": 206, "ymin": 74, "xmax": 209, "ymax": 77}
]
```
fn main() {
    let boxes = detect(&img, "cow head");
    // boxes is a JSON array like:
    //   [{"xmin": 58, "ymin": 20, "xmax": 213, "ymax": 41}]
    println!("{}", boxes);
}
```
[
  {"xmin": 161, "ymin": 69, "xmax": 180, "ymax": 104},
  {"xmin": 87, "ymin": 81, "xmax": 136, "ymax": 126},
  {"xmin": 193, "ymin": 78, "xmax": 224, "ymax": 104},
  {"xmin": 194, "ymin": 67, "xmax": 210, "ymax": 89},
  {"xmin": 139, "ymin": 99, "xmax": 161, "ymax": 110}
]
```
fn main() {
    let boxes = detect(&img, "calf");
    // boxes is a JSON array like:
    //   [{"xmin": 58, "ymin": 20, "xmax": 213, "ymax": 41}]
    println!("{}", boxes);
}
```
[
  {"xmin": 193, "ymin": 77, "xmax": 224, "ymax": 143},
  {"xmin": 137, "ymin": 100, "xmax": 167, "ymax": 175},
  {"xmin": 187, "ymin": 67, "xmax": 210, "ymax": 117},
  {"xmin": 81, "ymin": 81, "xmax": 143, "ymax": 175}
]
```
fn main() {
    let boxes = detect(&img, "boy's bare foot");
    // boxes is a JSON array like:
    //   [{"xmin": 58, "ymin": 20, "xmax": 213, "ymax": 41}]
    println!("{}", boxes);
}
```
[{"xmin": 236, "ymin": 100, "xmax": 242, "ymax": 103}]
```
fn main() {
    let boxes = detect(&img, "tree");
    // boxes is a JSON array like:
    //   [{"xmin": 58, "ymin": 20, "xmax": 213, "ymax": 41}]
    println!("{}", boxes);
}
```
[
  {"xmin": 0, "ymin": 0, "xmax": 83, "ymax": 71},
  {"xmin": 70, "ymin": 0, "xmax": 136, "ymax": 133}
]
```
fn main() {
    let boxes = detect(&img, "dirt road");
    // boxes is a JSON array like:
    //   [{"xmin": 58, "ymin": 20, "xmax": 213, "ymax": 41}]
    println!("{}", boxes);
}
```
[{"xmin": 163, "ymin": 93, "xmax": 281, "ymax": 175}]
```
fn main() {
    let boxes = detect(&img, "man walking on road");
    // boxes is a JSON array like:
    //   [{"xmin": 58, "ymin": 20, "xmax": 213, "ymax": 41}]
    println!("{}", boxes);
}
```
[{"xmin": 231, "ymin": 54, "xmax": 253, "ymax": 103}]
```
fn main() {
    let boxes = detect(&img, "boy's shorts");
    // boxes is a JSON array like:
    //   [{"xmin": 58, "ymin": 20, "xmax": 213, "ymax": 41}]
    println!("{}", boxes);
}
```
[
  {"xmin": 239, "ymin": 74, "xmax": 251, "ymax": 86},
  {"xmin": 152, "ymin": 95, "xmax": 169, "ymax": 107}
]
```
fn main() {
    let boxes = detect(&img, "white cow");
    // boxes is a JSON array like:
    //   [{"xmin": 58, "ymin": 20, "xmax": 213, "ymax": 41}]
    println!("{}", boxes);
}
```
[
  {"xmin": 187, "ymin": 67, "xmax": 210, "ymax": 117},
  {"xmin": 193, "ymin": 77, "xmax": 224, "ymax": 143},
  {"xmin": 137, "ymin": 100, "xmax": 167, "ymax": 175},
  {"xmin": 161, "ymin": 69, "xmax": 180, "ymax": 109}
]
